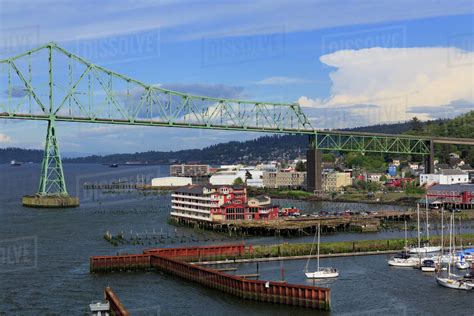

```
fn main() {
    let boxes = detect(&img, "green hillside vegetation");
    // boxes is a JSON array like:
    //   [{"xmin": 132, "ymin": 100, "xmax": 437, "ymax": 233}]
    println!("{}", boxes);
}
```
[{"xmin": 406, "ymin": 111, "xmax": 474, "ymax": 163}]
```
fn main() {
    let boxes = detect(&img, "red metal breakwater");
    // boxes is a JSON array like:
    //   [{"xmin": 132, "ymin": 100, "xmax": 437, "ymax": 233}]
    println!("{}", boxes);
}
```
[
  {"xmin": 104, "ymin": 287, "xmax": 130, "ymax": 316},
  {"xmin": 90, "ymin": 244, "xmax": 330, "ymax": 310}
]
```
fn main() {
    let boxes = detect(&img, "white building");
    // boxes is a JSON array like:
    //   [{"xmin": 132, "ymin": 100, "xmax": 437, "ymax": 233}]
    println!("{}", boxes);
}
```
[
  {"xmin": 419, "ymin": 169, "xmax": 469, "ymax": 186},
  {"xmin": 151, "ymin": 177, "xmax": 192, "ymax": 187},
  {"xmin": 209, "ymin": 170, "xmax": 263, "ymax": 187}
]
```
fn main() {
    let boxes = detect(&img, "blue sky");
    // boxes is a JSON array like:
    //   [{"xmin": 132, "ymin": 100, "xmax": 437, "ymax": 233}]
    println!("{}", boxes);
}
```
[{"xmin": 0, "ymin": 0, "xmax": 473, "ymax": 155}]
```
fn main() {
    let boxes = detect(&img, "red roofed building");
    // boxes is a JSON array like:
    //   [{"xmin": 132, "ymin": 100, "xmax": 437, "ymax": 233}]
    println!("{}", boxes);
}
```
[{"xmin": 171, "ymin": 185, "xmax": 278, "ymax": 222}]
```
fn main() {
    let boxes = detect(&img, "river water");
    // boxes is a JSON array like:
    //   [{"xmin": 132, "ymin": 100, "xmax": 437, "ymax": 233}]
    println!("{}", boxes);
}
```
[{"xmin": 0, "ymin": 164, "xmax": 472, "ymax": 315}]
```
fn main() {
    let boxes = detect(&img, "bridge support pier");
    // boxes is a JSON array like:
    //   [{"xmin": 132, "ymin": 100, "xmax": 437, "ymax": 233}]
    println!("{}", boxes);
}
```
[
  {"xmin": 424, "ymin": 140, "xmax": 435, "ymax": 174},
  {"xmin": 22, "ymin": 119, "xmax": 79, "ymax": 208},
  {"xmin": 306, "ymin": 135, "xmax": 322, "ymax": 193}
]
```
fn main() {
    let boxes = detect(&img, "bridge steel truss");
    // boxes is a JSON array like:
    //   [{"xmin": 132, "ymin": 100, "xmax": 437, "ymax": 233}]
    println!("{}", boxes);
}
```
[{"xmin": 0, "ymin": 42, "xmax": 462, "ymax": 197}]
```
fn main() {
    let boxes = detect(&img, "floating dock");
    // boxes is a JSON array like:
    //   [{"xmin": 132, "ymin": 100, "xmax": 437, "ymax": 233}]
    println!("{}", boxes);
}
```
[{"xmin": 90, "ymin": 244, "xmax": 330, "ymax": 310}]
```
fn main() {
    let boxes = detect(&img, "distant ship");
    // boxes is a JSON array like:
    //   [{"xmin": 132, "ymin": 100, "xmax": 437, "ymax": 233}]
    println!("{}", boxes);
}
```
[
  {"xmin": 10, "ymin": 160, "xmax": 21, "ymax": 166},
  {"xmin": 109, "ymin": 163, "xmax": 118, "ymax": 168},
  {"xmin": 124, "ymin": 161, "xmax": 148, "ymax": 165}
]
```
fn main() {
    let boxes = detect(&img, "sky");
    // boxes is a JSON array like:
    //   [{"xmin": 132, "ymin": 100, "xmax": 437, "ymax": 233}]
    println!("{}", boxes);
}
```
[{"xmin": 0, "ymin": 0, "xmax": 473, "ymax": 156}]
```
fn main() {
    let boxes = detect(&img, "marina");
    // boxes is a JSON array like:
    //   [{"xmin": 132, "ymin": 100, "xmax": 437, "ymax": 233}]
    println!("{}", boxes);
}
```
[{"xmin": 0, "ymin": 164, "xmax": 473, "ymax": 314}]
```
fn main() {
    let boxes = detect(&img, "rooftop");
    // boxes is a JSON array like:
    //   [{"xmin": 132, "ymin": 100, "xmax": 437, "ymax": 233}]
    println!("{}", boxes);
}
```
[
  {"xmin": 428, "ymin": 184, "xmax": 474, "ymax": 193},
  {"xmin": 439, "ymin": 169, "xmax": 467, "ymax": 176}
]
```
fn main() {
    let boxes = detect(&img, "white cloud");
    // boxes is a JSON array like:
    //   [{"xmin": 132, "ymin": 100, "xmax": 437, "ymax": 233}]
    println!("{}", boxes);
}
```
[
  {"xmin": 299, "ymin": 47, "xmax": 474, "ymax": 123},
  {"xmin": 0, "ymin": 133, "xmax": 12, "ymax": 143}
]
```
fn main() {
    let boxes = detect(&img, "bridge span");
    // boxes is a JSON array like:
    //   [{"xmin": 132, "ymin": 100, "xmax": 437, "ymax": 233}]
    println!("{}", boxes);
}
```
[{"xmin": 0, "ymin": 43, "xmax": 472, "ymax": 206}]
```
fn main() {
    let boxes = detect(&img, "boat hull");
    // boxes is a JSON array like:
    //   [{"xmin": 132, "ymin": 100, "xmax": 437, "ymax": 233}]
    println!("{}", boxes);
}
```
[
  {"xmin": 421, "ymin": 266, "xmax": 436, "ymax": 272},
  {"xmin": 456, "ymin": 262, "xmax": 470, "ymax": 270},
  {"xmin": 305, "ymin": 271, "xmax": 339, "ymax": 279},
  {"xmin": 436, "ymin": 277, "xmax": 472, "ymax": 291},
  {"xmin": 408, "ymin": 246, "xmax": 442, "ymax": 254},
  {"xmin": 388, "ymin": 259, "xmax": 418, "ymax": 267}
]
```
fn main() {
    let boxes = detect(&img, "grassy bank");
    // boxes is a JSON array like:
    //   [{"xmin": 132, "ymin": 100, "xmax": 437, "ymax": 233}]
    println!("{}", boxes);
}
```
[{"xmin": 241, "ymin": 233, "xmax": 474, "ymax": 259}]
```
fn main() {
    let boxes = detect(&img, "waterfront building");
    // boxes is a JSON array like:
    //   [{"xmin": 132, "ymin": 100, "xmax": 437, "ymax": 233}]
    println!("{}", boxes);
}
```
[
  {"xmin": 321, "ymin": 172, "xmax": 352, "ymax": 191},
  {"xmin": 170, "ymin": 164, "xmax": 210, "ymax": 177},
  {"xmin": 262, "ymin": 171, "xmax": 306, "ymax": 189},
  {"xmin": 151, "ymin": 177, "xmax": 192, "ymax": 187},
  {"xmin": 427, "ymin": 184, "xmax": 474, "ymax": 209},
  {"xmin": 459, "ymin": 164, "xmax": 474, "ymax": 183},
  {"xmin": 170, "ymin": 185, "xmax": 277, "ymax": 222},
  {"xmin": 420, "ymin": 169, "xmax": 469, "ymax": 186},
  {"xmin": 209, "ymin": 169, "xmax": 263, "ymax": 187}
]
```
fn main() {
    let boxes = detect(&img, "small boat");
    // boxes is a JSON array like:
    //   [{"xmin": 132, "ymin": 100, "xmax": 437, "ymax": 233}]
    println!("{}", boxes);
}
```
[
  {"xmin": 109, "ymin": 163, "xmax": 119, "ymax": 168},
  {"xmin": 388, "ymin": 253, "xmax": 418, "ymax": 267},
  {"xmin": 436, "ymin": 210, "xmax": 471, "ymax": 291},
  {"xmin": 463, "ymin": 271, "xmax": 474, "ymax": 287},
  {"xmin": 408, "ymin": 246, "xmax": 442, "ymax": 254},
  {"xmin": 420, "ymin": 259, "xmax": 436, "ymax": 272},
  {"xmin": 436, "ymin": 277, "xmax": 472, "ymax": 291},
  {"xmin": 10, "ymin": 160, "xmax": 21, "ymax": 166},
  {"xmin": 388, "ymin": 221, "xmax": 418, "ymax": 267},
  {"xmin": 304, "ymin": 223, "xmax": 339, "ymax": 279},
  {"xmin": 305, "ymin": 267, "xmax": 339, "ymax": 279},
  {"xmin": 455, "ymin": 260, "xmax": 470, "ymax": 270}
]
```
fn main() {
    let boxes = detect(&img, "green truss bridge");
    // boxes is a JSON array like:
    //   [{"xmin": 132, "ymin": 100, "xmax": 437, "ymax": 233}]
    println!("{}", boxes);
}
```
[{"xmin": 0, "ymin": 43, "xmax": 473, "ymax": 207}]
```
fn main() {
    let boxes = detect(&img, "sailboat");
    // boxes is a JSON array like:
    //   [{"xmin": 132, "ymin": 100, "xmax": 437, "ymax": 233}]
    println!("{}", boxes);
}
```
[
  {"xmin": 436, "ymin": 211, "xmax": 472, "ymax": 291},
  {"xmin": 305, "ymin": 223, "xmax": 339, "ymax": 279},
  {"xmin": 388, "ymin": 220, "xmax": 418, "ymax": 267},
  {"xmin": 408, "ymin": 203, "xmax": 441, "ymax": 254},
  {"xmin": 455, "ymin": 215, "xmax": 470, "ymax": 270}
]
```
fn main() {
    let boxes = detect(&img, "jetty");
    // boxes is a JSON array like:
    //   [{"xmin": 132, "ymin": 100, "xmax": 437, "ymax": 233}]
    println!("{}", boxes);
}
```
[{"xmin": 90, "ymin": 244, "xmax": 331, "ymax": 310}]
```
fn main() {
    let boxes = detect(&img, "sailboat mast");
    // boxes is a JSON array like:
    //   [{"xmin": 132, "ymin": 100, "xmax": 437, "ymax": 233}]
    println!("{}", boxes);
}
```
[
  {"xmin": 417, "ymin": 204, "xmax": 421, "ymax": 261},
  {"xmin": 317, "ymin": 223, "xmax": 320, "ymax": 271},
  {"xmin": 425, "ymin": 205, "xmax": 430, "ymax": 242},
  {"xmin": 404, "ymin": 220, "xmax": 408, "ymax": 254},
  {"xmin": 448, "ymin": 211, "xmax": 453, "ymax": 275}
]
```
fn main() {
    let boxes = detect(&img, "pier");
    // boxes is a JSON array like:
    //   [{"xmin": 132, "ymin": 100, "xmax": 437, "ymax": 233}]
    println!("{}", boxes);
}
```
[
  {"xmin": 171, "ymin": 210, "xmax": 413, "ymax": 236},
  {"xmin": 90, "ymin": 244, "xmax": 331, "ymax": 310}
]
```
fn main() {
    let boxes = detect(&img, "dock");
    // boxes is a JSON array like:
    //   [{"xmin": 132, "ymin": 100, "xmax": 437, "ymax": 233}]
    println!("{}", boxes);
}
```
[
  {"xmin": 171, "ymin": 210, "xmax": 413, "ymax": 236},
  {"xmin": 90, "ymin": 244, "xmax": 330, "ymax": 310}
]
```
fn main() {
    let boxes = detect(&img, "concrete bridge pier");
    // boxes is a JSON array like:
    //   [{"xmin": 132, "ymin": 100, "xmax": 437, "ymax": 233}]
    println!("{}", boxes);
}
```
[
  {"xmin": 424, "ymin": 140, "xmax": 435, "ymax": 174},
  {"xmin": 306, "ymin": 135, "xmax": 322, "ymax": 193}
]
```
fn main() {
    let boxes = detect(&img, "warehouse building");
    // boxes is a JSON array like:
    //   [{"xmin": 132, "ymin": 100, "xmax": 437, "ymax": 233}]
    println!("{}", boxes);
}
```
[
  {"xmin": 427, "ymin": 184, "xmax": 474, "ymax": 209},
  {"xmin": 151, "ymin": 177, "xmax": 192, "ymax": 187},
  {"xmin": 419, "ymin": 169, "xmax": 469, "ymax": 186}
]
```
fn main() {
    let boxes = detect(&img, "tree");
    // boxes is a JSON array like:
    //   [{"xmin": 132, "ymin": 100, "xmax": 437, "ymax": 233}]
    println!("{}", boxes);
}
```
[
  {"xmin": 245, "ymin": 170, "xmax": 253, "ymax": 180},
  {"xmin": 410, "ymin": 116, "xmax": 423, "ymax": 132},
  {"xmin": 295, "ymin": 160, "xmax": 306, "ymax": 172},
  {"xmin": 379, "ymin": 175, "xmax": 388, "ymax": 182},
  {"xmin": 233, "ymin": 177, "xmax": 244, "ymax": 185}
]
